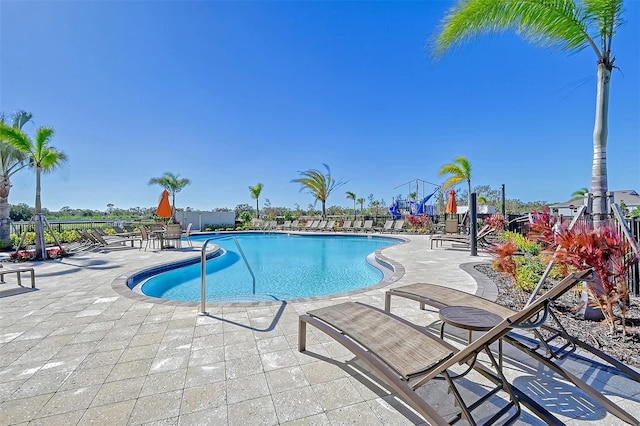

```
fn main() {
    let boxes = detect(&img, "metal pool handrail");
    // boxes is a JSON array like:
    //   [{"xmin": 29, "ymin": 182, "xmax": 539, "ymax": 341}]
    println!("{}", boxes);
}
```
[{"xmin": 199, "ymin": 235, "xmax": 256, "ymax": 316}]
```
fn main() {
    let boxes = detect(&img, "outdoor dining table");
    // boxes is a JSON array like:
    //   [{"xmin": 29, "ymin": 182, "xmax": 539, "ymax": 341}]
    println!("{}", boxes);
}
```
[{"xmin": 149, "ymin": 228, "xmax": 166, "ymax": 249}]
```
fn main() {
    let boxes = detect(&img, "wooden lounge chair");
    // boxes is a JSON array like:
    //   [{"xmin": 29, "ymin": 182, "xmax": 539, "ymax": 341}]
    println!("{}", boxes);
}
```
[
  {"xmin": 339, "ymin": 220, "xmax": 352, "ymax": 232},
  {"xmin": 279, "ymin": 220, "xmax": 292, "ymax": 230},
  {"xmin": 392, "ymin": 219, "xmax": 405, "ymax": 233},
  {"xmin": 351, "ymin": 220, "xmax": 363, "ymax": 232},
  {"xmin": 89, "ymin": 229, "xmax": 141, "ymax": 249},
  {"xmin": 323, "ymin": 220, "xmax": 335, "ymax": 231},
  {"xmin": 316, "ymin": 220, "xmax": 328, "ymax": 231},
  {"xmin": 304, "ymin": 220, "xmax": 320, "ymax": 231},
  {"xmin": 384, "ymin": 269, "xmax": 639, "ymax": 425},
  {"xmin": 299, "ymin": 284, "xmax": 590, "ymax": 425},
  {"xmin": 289, "ymin": 220, "xmax": 300, "ymax": 231},
  {"xmin": 380, "ymin": 220, "xmax": 394, "ymax": 233},
  {"xmin": 362, "ymin": 220, "xmax": 374, "ymax": 232},
  {"xmin": 430, "ymin": 225, "xmax": 495, "ymax": 249}
]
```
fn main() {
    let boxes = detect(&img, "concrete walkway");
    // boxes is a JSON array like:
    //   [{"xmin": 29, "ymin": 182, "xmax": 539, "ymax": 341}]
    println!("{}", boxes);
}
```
[{"xmin": 0, "ymin": 234, "xmax": 638, "ymax": 425}]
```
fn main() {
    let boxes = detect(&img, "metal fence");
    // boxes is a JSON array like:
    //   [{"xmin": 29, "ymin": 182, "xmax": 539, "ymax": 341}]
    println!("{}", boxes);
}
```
[{"xmin": 11, "ymin": 218, "xmax": 152, "ymax": 235}]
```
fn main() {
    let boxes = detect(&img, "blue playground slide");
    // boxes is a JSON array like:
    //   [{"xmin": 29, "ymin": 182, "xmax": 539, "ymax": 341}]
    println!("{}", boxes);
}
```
[
  {"xmin": 389, "ymin": 199, "xmax": 402, "ymax": 219},
  {"xmin": 390, "ymin": 189, "xmax": 438, "ymax": 218}
]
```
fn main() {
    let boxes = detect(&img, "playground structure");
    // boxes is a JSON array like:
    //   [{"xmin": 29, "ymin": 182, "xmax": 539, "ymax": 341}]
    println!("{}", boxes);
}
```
[{"xmin": 389, "ymin": 179, "xmax": 440, "ymax": 219}]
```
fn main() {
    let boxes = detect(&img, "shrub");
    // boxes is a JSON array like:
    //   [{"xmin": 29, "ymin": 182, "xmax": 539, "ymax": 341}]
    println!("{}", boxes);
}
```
[
  {"xmin": 405, "ymin": 215, "xmax": 429, "ymax": 233},
  {"xmin": 501, "ymin": 231, "xmax": 540, "ymax": 255},
  {"xmin": 514, "ymin": 256, "xmax": 545, "ymax": 293},
  {"xmin": 489, "ymin": 240, "xmax": 519, "ymax": 283},
  {"xmin": 485, "ymin": 215, "xmax": 507, "ymax": 232}
]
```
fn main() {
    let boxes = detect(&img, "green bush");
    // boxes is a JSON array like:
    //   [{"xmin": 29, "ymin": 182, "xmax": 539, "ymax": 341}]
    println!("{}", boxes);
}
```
[
  {"xmin": 501, "ymin": 231, "xmax": 540, "ymax": 255},
  {"xmin": 11, "ymin": 229, "xmax": 84, "ymax": 249},
  {"xmin": 514, "ymin": 256, "xmax": 545, "ymax": 292}
]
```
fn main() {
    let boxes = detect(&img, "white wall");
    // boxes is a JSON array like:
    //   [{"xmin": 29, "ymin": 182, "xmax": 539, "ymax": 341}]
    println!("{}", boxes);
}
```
[{"xmin": 177, "ymin": 211, "xmax": 235, "ymax": 230}]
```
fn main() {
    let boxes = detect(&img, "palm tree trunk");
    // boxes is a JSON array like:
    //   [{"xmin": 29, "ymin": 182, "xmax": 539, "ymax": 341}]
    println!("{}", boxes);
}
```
[
  {"xmin": 591, "ymin": 62, "xmax": 611, "ymax": 228},
  {"xmin": 34, "ymin": 167, "xmax": 46, "ymax": 260},
  {"xmin": 171, "ymin": 192, "xmax": 176, "ymax": 223},
  {"xmin": 0, "ymin": 174, "xmax": 11, "ymax": 247},
  {"xmin": 321, "ymin": 201, "xmax": 326, "ymax": 219},
  {"xmin": 35, "ymin": 167, "xmax": 42, "ymax": 213},
  {"xmin": 256, "ymin": 199, "xmax": 259, "ymax": 219}
]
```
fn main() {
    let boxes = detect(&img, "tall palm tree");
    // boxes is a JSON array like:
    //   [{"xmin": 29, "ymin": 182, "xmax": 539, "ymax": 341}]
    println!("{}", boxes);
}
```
[
  {"xmin": 249, "ymin": 183, "xmax": 264, "ymax": 219},
  {"xmin": 357, "ymin": 198, "xmax": 366, "ymax": 219},
  {"xmin": 571, "ymin": 187, "xmax": 590, "ymax": 201},
  {"xmin": 148, "ymin": 172, "xmax": 191, "ymax": 223},
  {"xmin": 438, "ymin": 156, "xmax": 472, "ymax": 212},
  {"xmin": 0, "ymin": 124, "xmax": 67, "ymax": 259},
  {"xmin": 0, "ymin": 111, "xmax": 32, "ymax": 247},
  {"xmin": 291, "ymin": 164, "xmax": 345, "ymax": 219},
  {"xmin": 433, "ymin": 0, "xmax": 625, "ymax": 225},
  {"xmin": 346, "ymin": 191, "xmax": 357, "ymax": 220}
]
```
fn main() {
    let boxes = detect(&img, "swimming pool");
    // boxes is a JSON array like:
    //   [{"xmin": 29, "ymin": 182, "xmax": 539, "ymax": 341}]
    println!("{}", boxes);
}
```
[{"xmin": 135, "ymin": 233, "xmax": 401, "ymax": 302}]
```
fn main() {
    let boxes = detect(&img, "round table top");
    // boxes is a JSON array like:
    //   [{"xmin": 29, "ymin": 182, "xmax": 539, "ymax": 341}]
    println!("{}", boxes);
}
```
[{"xmin": 439, "ymin": 306, "xmax": 503, "ymax": 331}]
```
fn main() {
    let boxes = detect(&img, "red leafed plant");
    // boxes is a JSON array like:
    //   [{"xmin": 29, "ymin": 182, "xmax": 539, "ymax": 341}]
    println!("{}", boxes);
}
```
[
  {"xmin": 489, "ymin": 240, "xmax": 518, "ymax": 283},
  {"xmin": 406, "ymin": 215, "xmax": 429, "ymax": 233},
  {"xmin": 10, "ymin": 247, "xmax": 65, "ymax": 262},
  {"xmin": 527, "ymin": 207, "xmax": 557, "ymax": 248},
  {"xmin": 553, "ymin": 222, "xmax": 637, "ymax": 334},
  {"xmin": 485, "ymin": 215, "xmax": 507, "ymax": 232},
  {"xmin": 491, "ymin": 207, "xmax": 638, "ymax": 334}
]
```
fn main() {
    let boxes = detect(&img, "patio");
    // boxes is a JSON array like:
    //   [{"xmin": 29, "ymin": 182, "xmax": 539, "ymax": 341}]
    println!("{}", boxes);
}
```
[{"xmin": 0, "ymin": 234, "xmax": 638, "ymax": 425}]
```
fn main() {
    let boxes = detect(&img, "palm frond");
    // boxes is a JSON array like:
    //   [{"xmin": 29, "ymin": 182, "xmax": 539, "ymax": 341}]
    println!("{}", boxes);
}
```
[
  {"xmin": 0, "ymin": 123, "xmax": 32, "ymax": 153},
  {"xmin": 432, "ymin": 0, "xmax": 593, "ymax": 59}
]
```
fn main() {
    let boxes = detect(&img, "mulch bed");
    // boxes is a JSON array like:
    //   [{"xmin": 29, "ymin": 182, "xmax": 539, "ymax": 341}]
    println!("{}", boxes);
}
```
[{"xmin": 475, "ymin": 263, "xmax": 640, "ymax": 368}]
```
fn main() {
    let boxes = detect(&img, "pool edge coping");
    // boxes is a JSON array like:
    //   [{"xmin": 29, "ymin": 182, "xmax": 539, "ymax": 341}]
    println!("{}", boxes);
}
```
[{"xmin": 110, "ymin": 233, "xmax": 408, "ymax": 308}]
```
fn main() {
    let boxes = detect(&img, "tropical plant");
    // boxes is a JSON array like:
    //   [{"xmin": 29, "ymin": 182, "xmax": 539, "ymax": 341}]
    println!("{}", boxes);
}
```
[
  {"xmin": 500, "ymin": 231, "xmax": 541, "ymax": 256},
  {"xmin": 346, "ymin": 191, "xmax": 356, "ymax": 220},
  {"xmin": 0, "ymin": 123, "xmax": 67, "ymax": 259},
  {"xmin": 438, "ymin": 156, "xmax": 472, "ymax": 212},
  {"xmin": 485, "ymin": 214, "xmax": 508, "ymax": 232},
  {"xmin": 554, "ymin": 222, "xmax": 636, "ymax": 334},
  {"xmin": 433, "ymin": 0, "xmax": 625, "ymax": 226},
  {"xmin": 0, "ymin": 111, "xmax": 32, "ymax": 248},
  {"xmin": 291, "ymin": 164, "xmax": 346, "ymax": 219},
  {"xmin": 148, "ymin": 172, "xmax": 191, "ymax": 223},
  {"xmin": 406, "ymin": 214, "xmax": 430, "ymax": 233},
  {"xmin": 357, "ymin": 198, "xmax": 365, "ymax": 218},
  {"xmin": 571, "ymin": 187, "xmax": 589, "ymax": 201},
  {"xmin": 492, "ymin": 208, "xmax": 637, "ymax": 334},
  {"xmin": 248, "ymin": 183, "xmax": 264, "ymax": 219}
]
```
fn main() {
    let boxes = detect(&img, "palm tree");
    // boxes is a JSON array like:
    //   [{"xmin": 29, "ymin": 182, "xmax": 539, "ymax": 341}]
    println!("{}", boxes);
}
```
[
  {"xmin": 249, "ymin": 183, "xmax": 264, "ymax": 218},
  {"xmin": 433, "ymin": 0, "xmax": 625, "ymax": 225},
  {"xmin": 0, "ymin": 123, "xmax": 67, "ymax": 259},
  {"xmin": 346, "ymin": 191, "xmax": 357, "ymax": 220},
  {"xmin": 148, "ymin": 172, "xmax": 191, "ymax": 223},
  {"xmin": 571, "ymin": 187, "xmax": 590, "ymax": 201},
  {"xmin": 357, "ymin": 198, "xmax": 366, "ymax": 219},
  {"xmin": 0, "ymin": 111, "xmax": 32, "ymax": 247},
  {"xmin": 291, "ymin": 164, "xmax": 346, "ymax": 219},
  {"xmin": 438, "ymin": 156, "xmax": 472, "ymax": 212}
]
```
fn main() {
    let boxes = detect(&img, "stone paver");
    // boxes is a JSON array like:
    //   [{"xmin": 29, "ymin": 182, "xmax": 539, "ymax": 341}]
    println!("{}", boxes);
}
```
[{"xmin": 0, "ymin": 233, "xmax": 638, "ymax": 425}]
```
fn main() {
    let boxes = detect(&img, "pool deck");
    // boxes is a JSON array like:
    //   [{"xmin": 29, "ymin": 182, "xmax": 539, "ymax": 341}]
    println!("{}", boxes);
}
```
[{"xmin": 0, "ymin": 233, "xmax": 639, "ymax": 425}]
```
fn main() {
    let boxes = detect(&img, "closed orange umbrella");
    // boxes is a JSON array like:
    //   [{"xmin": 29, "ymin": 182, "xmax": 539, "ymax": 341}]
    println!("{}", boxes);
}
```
[
  {"xmin": 156, "ymin": 190, "xmax": 173, "ymax": 219},
  {"xmin": 446, "ymin": 189, "xmax": 457, "ymax": 214}
]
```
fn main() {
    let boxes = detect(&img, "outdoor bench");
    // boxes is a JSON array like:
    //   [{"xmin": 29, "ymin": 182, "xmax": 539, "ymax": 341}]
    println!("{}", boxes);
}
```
[{"xmin": 0, "ymin": 265, "xmax": 36, "ymax": 288}]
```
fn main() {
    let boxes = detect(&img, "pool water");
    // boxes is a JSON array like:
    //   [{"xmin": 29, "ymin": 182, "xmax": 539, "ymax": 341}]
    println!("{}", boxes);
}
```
[{"xmin": 139, "ymin": 233, "xmax": 400, "ymax": 302}]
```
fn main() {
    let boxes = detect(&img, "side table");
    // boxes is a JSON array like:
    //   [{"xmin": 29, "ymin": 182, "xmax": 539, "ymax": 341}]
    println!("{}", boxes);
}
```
[{"xmin": 439, "ymin": 305, "xmax": 504, "ymax": 367}]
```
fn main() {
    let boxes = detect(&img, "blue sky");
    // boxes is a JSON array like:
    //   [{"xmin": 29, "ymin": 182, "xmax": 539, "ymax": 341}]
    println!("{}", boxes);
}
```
[{"xmin": 1, "ymin": 1, "xmax": 638, "ymax": 212}]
